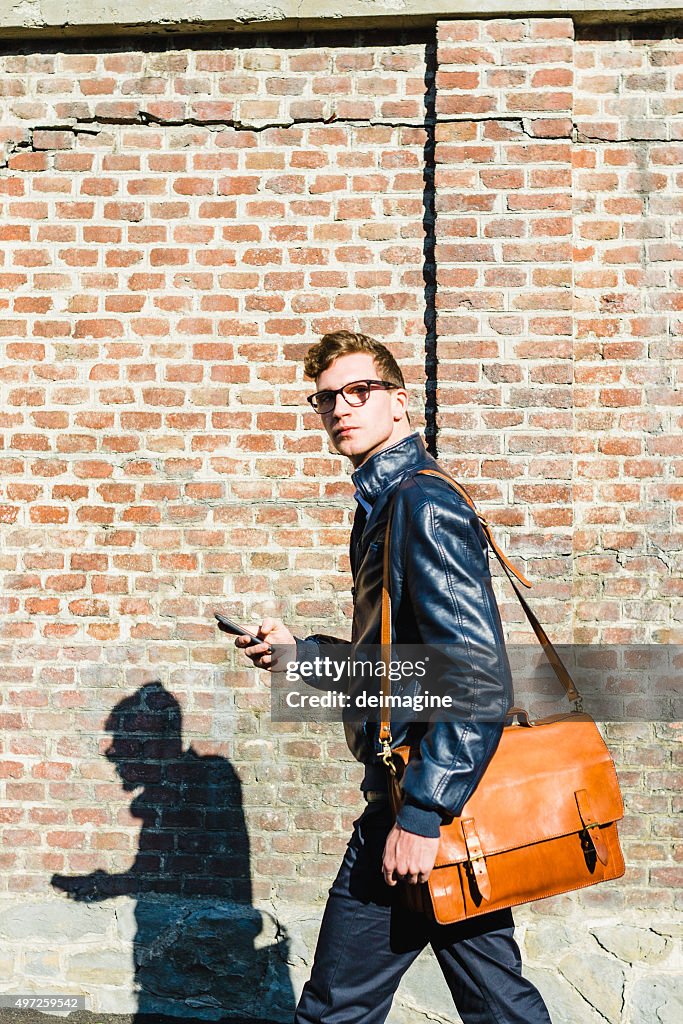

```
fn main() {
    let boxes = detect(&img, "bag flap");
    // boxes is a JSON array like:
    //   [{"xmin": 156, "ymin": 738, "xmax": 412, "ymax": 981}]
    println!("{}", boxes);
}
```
[{"xmin": 393, "ymin": 714, "xmax": 624, "ymax": 867}]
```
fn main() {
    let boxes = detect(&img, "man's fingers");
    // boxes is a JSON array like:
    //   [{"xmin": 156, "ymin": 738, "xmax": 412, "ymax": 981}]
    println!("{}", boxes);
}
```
[
  {"xmin": 396, "ymin": 864, "xmax": 419, "ymax": 885},
  {"xmin": 382, "ymin": 837, "xmax": 397, "ymax": 886},
  {"xmin": 382, "ymin": 862, "xmax": 423, "ymax": 886},
  {"xmin": 383, "ymin": 865, "xmax": 429, "ymax": 886},
  {"xmin": 236, "ymin": 636, "xmax": 269, "ymax": 653},
  {"xmin": 234, "ymin": 636, "xmax": 275, "ymax": 673},
  {"xmin": 382, "ymin": 861, "xmax": 397, "ymax": 887},
  {"xmin": 385, "ymin": 847, "xmax": 432, "ymax": 888},
  {"xmin": 259, "ymin": 616, "xmax": 284, "ymax": 642},
  {"xmin": 234, "ymin": 617, "xmax": 296, "ymax": 652}
]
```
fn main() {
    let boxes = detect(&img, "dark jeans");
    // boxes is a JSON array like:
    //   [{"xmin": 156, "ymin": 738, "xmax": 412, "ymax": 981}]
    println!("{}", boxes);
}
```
[{"xmin": 295, "ymin": 803, "xmax": 552, "ymax": 1024}]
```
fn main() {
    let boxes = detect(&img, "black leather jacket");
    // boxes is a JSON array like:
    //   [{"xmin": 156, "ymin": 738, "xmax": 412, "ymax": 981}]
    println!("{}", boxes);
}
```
[{"xmin": 298, "ymin": 432, "xmax": 512, "ymax": 836}]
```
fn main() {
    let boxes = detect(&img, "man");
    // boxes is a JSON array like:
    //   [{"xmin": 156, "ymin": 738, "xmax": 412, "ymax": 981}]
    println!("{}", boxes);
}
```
[{"xmin": 237, "ymin": 331, "xmax": 552, "ymax": 1024}]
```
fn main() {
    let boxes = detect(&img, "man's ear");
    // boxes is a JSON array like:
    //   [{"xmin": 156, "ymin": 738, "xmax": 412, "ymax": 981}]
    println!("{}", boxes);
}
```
[{"xmin": 392, "ymin": 387, "xmax": 409, "ymax": 422}]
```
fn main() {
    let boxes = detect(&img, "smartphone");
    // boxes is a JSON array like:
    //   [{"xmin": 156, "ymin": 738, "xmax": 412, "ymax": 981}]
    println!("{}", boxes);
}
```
[{"xmin": 214, "ymin": 613, "xmax": 272, "ymax": 653}]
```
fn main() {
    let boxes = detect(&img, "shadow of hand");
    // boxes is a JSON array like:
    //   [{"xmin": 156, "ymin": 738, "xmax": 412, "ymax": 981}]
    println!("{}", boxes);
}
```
[{"xmin": 51, "ymin": 868, "xmax": 111, "ymax": 902}]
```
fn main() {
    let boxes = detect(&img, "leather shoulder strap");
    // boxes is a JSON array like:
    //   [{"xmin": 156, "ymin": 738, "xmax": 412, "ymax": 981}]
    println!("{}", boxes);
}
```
[{"xmin": 379, "ymin": 469, "xmax": 580, "ymax": 743}]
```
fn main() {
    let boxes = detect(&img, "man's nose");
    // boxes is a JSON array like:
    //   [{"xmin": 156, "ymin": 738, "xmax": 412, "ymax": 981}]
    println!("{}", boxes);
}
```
[{"xmin": 331, "ymin": 391, "xmax": 350, "ymax": 415}]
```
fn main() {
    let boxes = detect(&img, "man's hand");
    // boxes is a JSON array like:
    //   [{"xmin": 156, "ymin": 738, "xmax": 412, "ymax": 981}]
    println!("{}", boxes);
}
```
[
  {"xmin": 382, "ymin": 823, "xmax": 439, "ymax": 886},
  {"xmin": 235, "ymin": 616, "xmax": 295, "ymax": 671}
]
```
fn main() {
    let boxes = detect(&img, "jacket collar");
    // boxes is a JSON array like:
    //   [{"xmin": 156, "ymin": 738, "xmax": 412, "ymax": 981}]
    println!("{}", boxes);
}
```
[{"xmin": 351, "ymin": 432, "xmax": 431, "ymax": 505}]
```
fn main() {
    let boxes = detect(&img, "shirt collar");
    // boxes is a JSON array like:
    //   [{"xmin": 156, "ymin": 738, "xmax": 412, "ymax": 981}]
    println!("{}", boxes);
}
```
[
  {"xmin": 351, "ymin": 432, "xmax": 429, "ymax": 505},
  {"xmin": 353, "ymin": 490, "xmax": 373, "ymax": 515}
]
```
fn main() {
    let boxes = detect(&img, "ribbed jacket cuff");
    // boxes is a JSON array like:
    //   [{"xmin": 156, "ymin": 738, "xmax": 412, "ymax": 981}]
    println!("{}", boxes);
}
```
[
  {"xmin": 395, "ymin": 798, "xmax": 442, "ymax": 839},
  {"xmin": 295, "ymin": 636, "xmax": 320, "ymax": 663}
]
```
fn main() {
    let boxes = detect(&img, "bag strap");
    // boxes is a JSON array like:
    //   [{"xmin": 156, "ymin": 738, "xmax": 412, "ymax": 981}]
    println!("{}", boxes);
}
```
[{"xmin": 379, "ymin": 468, "xmax": 581, "ymax": 756}]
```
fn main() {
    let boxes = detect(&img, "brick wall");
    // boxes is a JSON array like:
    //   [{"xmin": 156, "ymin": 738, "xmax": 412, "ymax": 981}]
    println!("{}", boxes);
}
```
[
  {"xmin": 572, "ymin": 23, "xmax": 682, "ymax": 645},
  {"xmin": 434, "ymin": 17, "xmax": 575, "ymax": 641},
  {"xmin": 431, "ymin": 20, "xmax": 682, "ymax": 1021},
  {"xmin": 0, "ymin": 19, "xmax": 680, "ymax": 1024},
  {"xmin": 0, "ymin": 33, "xmax": 432, "ymax": 906}
]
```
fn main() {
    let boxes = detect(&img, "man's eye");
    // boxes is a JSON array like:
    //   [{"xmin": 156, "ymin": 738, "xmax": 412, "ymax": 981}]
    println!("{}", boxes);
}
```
[
  {"xmin": 346, "ymin": 384, "xmax": 369, "ymax": 397},
  {"xmin": 317, "ymin": 392, "xmax": 334, "ymax": 404}
]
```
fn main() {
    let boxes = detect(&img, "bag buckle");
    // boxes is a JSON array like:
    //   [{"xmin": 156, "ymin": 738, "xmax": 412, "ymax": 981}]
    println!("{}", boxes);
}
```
[
  {"xmin": 575, "ymin": 788, "xmax": 609, "ymax": 866},
  {"xmin": 462, "ymin": 818, "xmax": 491, "ymax": 901}
]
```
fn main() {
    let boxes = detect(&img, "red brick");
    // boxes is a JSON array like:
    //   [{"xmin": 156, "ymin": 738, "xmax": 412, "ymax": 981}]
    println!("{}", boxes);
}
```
[
  {"xmin": 439, "ymin": 46, "xmax": 497, "ymax": 65},
  {"xmin": 103, "ymin": 201, "xmax": 144, "ymax": 221},
  {"xmin": 32, "ymin": 130, "xmax": 74, "ymax": 150},
  {"xmin": 29, "ymin": 506, "xmax": 69, "ymax": 524}
]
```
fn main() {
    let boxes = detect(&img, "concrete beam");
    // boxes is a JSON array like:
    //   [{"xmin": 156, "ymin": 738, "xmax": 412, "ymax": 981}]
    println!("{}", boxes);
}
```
[{"xmin": 1, "ymin": 1, "xmax": 682, "ymax": 40}]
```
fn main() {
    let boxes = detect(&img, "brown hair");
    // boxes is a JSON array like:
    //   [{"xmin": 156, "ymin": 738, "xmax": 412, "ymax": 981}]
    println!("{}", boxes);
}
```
[{"xmin": 304, "ymin": 331, "xmax": 405, "ymax": 387}]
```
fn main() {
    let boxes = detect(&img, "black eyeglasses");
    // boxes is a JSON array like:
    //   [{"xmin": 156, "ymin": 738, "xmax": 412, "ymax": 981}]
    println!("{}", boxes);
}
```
[{"xmin": 307, "ymin": 379, "xmax": 399, "ymax": 415}]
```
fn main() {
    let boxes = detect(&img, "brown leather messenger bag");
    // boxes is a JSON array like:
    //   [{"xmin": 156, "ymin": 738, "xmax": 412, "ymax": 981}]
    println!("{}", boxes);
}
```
[{"xmin": 380, "ymin": 469, "xmax": 625, "ymax": 924}]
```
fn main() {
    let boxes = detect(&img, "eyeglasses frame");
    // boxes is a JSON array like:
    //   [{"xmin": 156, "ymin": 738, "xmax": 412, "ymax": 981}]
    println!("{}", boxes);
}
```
[{"xmin": 306, "ymin": 379, "xmax": 400, "ymax": 415}]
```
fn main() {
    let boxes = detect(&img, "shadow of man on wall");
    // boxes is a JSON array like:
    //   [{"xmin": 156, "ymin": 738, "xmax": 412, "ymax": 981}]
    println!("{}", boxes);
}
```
[{"xmin": 51, "ymin": 682, "xmax": 293, "ymax": 1022}]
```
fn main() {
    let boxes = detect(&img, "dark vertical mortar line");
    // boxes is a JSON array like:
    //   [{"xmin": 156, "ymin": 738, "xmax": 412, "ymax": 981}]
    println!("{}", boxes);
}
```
[{"xmin": 422, "ymin": 37, "xmax": 438, "ymax": 459}]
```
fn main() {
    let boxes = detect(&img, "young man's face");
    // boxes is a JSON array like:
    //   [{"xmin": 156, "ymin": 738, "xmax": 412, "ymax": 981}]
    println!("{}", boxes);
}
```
[{"xmin": 314, "ymin": 353, "xmax": 410, "ymax": 469}]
